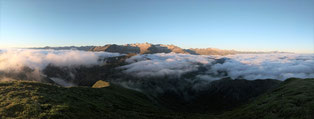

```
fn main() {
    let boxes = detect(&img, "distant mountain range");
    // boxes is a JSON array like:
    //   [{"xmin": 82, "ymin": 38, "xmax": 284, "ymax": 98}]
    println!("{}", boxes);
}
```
[
  {"xmin": 32, "ymin": 43, "xmax": 290, "ymax": 55},
  {"xmin": 31, "ymin": 46, "xmax": 94, "ymax": 51}
]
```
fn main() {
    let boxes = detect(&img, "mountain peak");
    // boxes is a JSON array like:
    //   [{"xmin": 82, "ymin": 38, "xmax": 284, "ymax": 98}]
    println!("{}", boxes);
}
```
[{"xmin": 89, "ymin": 43, "xmax": 236, "ymax": 55}]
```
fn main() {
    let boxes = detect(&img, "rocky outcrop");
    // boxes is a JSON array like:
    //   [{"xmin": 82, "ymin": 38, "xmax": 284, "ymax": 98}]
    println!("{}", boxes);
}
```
[{"xmin": 92, "ymin": 80, "xmax": 110, "ymax": 88}]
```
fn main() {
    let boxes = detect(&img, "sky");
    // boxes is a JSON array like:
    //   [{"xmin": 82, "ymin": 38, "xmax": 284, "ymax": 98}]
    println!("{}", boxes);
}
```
[{"xmin": 0, "ymin": 0, "xmax": 313, "ymax": 53}]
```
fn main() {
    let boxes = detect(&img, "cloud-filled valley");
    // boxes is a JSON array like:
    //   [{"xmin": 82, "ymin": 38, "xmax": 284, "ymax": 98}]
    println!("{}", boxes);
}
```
[
  {"xmin": 0, "ymin": 49, "xmax": 313, "ymax": 84},
  {"xmin": 212, "ymin": 54, "xmax": 314, "ymax": 80},
  {"xmin": 119, "ymin": 53, "xmax": 215, "ymax": 78},
  {"xmin": 0, "ymin": 49, "xmax": 121, "ymax": 71},
  {"xmin": 0, "ymin": 49, "xmax": 121, "ymax": 83},
  {"xmin": 0, "ymin": 49, "xmax": 313, "ymax": 112},
  {"xmin": 120, "ymin": 53, "xmax": 314, "ymax": 80}
]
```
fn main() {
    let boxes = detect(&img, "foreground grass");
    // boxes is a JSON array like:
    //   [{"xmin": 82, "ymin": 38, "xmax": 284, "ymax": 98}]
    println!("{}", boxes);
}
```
[
  {"xmin": 1, "ymin": 78, "xmax": 313, "ymax": 119},
  {"xmin": 221, "ymin": 78, "xmax": 314, "ymax": 119},
  {"xmin": 0, "ymin": 81, "xmax": 201, "ymax": 119}
]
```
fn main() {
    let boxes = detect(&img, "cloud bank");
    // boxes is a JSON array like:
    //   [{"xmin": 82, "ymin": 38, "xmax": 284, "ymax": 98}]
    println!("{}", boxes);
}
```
[
  {"xmin": 120, "ymin": 53, "xmax": 314, "ymax": 80},
  {"xmin": 213, "ymin": 54, "xmax": 314, "ymax": 80},
  {"xmin": 0, "ymin": 49, "xmax": 313, "ymax": 86},
  {"xmin": 0, "ymin": 49, "xmax": 121, "ymax": 82},
  {"xmin": 0, "ymin": 49, "xmax": 121, "ymax": 72},
  {"xmin": 119, "ymin": 53, "xmax": 215, "ymax": 78}
]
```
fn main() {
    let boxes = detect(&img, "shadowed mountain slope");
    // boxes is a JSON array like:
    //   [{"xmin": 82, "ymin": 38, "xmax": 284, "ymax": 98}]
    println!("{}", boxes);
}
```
[
  {"xmin": 0, "ymin": 78, "xmax": 313, "ymax": 119},
  {"xmin": 221, "ymin": 78, "xmax": 314, "ymax": 119}
]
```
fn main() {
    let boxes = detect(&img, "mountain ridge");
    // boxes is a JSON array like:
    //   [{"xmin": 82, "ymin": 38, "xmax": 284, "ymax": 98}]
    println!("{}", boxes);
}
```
[
  {"xmin": 90, "ymin": 43, "xmax": 291, "ymax": 55},
  {"xmin": 28, "ymin": 43, "xmax": 291, "ymax": 55}
]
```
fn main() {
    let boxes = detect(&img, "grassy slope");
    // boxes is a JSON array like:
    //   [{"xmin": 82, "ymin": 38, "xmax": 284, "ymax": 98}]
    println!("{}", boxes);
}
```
[
  {"xmin": 222, "ymin": 78, "xmax": 314, "ymax": 119},
  {"xmin": 0, "ymin": 81, "xmax": 193, "ymax": 119},
  {"xmin": 1, "ymin": 78, "xmax": 314, "ymax": 119}
]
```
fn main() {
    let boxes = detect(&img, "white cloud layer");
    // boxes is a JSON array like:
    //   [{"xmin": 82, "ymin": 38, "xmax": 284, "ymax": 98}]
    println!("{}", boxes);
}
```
[
  {"xmin": 212, "ymin": 54, "xmax": 314, "ymax": 80},
  {"xmin": 120, "ymin": 53, "xmax": 314, "ymax": 80},
  {"xmin": 0, "ymin": 49, "xmax": 121, "ymax": 72},
  {"xmin": 119, "ymin": 53, "xmax": 215, "ymax": 78},
  {"xmin": 1, "ymin": 49, "xmax": 313, "ymax": 82}
]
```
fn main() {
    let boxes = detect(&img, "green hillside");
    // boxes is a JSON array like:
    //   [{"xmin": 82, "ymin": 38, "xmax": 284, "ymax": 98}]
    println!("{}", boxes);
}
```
[
  {"xmin": 222, "ymin": 78, "xmax": 314, "ymax": 119},
  {"xmin": 0, "ymin": 78, "xmax": 313, "ymax": 119},
  {"xmin": 0, "ymin": 81, "xmax": 187, "ymax": 119}
]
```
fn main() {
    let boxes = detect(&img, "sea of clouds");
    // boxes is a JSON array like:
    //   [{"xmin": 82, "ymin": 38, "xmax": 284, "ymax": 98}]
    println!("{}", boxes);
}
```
[
  {"xmin": 119, "ymin": 53, "xmax": 215, "ymax": 78},
  {"xmin": 0, "ymin": 49, "xmax": 121, "ymax": 72},
  {"xmin": 0, "ymin": 49, "xmax": 313, "ymax": 84},
  {"xmin": 213, "ymin": 54, "xmax": 314, "ymax": 80},
  {"xmin": 120, "ymin": 53, "xmax": 314, "ymax": 80},
  {"xmin": 0, "ymin": 49, "xmax": 121, "ymax": 83}
]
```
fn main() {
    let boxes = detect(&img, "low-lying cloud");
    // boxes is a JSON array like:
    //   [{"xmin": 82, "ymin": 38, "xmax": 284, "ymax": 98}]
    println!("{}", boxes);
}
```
[
  {"xmin": 120, "ymin": 53, "xmax": 314, "ymax": 80},
  {"xmin": 0, "ymin": 49, "xmax": 121, "ymax": 72},
  {"xmin": 119, "ymin": 53, "xmax": 215, "ymax": 78},
  {"xmin": 213, "ymin": 54, "xmax": 314, "ymax": 80},
  {"xmin": 0, "ymin": 49, "xmax": 313, "ymax": 86},
  {"xmin": 0, "ymin": 49, "xmax": 121, "ymax": 82}
]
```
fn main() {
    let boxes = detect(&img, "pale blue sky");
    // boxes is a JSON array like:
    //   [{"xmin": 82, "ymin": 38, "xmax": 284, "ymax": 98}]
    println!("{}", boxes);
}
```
[{"xmin": 0, "ymin": 0, "xmax": 313, "ymax": 53}]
